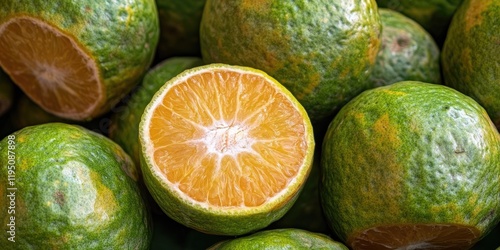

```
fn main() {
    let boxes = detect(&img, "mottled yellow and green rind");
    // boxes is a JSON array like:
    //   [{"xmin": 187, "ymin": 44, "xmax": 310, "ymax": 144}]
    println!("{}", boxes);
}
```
[
  {"xmin": 377, "ymin": 0, "xmax": 463, "ymax": 45},
  {"xmin": 370, "ymin": 9, "xmax": 441, "ymax": 87},
  {"xmin": 0, "ymin": 69, "xmax": 14, "ymax": 117},
  {"xmin": 208, "ymin": 228, "xmax": 349, "ymax": 250},
  {"xmin": 155, "ymin": 0, "xmax": 206, "ymax": 59},
  {"xmin": 442, "ymin": 0, "xmax": 500, "ymax": 126},
  {"xmin": 110, "ymin": 57, "xmax": 203, "ymax": 168},
  {"xmin": 321, "ymin": 81, "xmax": 500, "ymax": 242},
  {"xmin": 0, "ymin": 123, "xmax": 151, "ymax": 249},
  {"xmin": 200, "ymin": 0, "xmax": 381, "ymax": 123},
  {"xmin": 0, "ymin": 0, "xmax": 159, "ymax": 120}
]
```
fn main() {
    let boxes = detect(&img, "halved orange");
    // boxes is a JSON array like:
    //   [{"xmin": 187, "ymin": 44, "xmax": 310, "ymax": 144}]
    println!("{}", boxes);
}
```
[
  {"xmin": 139, "ymin": 64, "xmax": 315, "ymax": 235},
  {"xmin": 0, "ymin": 1, "xmax": 159, "ymax": 120},
  {"xmin": 0, "ymin": 17, "xmax": 102, "ymax": 120}
]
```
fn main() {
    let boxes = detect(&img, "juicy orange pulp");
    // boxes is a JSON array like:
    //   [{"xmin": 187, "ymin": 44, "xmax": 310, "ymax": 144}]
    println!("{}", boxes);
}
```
[
  {"xmin": 0, "ymin": 17, "xmax": 101, "ymax": 120},
  {"xmin": 148, "ymin": 69, "xmax": 310, "ymax": 207},
  {"xmin": 349, "ymin": 223, "xmax": 481, "ymax": 250}
]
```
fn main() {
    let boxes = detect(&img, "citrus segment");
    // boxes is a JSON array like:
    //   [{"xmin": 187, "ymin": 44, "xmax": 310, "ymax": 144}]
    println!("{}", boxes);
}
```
[
  {"xmin": 0, "ymin": 17, "xmax": 101, "ymax": 120},
  {"xmin": 349, "ymin": 224, "xmax": 481, "ymax": 249},
  {"xmin": 140, "ymin": 64, "xmax": 315, "ymax": 235}
]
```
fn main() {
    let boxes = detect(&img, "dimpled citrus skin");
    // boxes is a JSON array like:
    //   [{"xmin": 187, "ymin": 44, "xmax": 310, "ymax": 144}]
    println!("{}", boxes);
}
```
[
  {"xmin": 200, "ymin": 0, "xmax": 381, "ymax": 123},
  {"xmin": 208, "ymin": 229, "xmax": 349, "ymax": 250},
  {"xmin": 0, "ymin": 0, "xmax": 159, "ymax": 120},
  {"xmin": 370, "ymin": 9, "xmax": 441, "ymax": 87},
  {"xmin": 321, "ymin": 81, "xmax": 500, "ymax": 244},
  {"xmin": 0, "ymin": 123, "xmax": 151, "ymax": 249},
  {"xmin": 441, "ymin": 0, "xmax": 500, "ymax": 126}
]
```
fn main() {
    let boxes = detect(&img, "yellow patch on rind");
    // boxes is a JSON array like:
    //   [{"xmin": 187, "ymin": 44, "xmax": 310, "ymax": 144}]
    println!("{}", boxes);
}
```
[{"xmin": 464, "ymin": 0, "xmax": 491, "ymax": 32}]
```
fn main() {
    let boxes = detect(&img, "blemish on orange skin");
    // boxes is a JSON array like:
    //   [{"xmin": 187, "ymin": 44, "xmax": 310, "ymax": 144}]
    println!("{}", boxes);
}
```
[
  {"xmin": 464, "ymin": 0, "xmax": 491, "ymax": 32},
  {"xmin": 373, "ymin": 114, "xmax": 401, "ymax": 147}
]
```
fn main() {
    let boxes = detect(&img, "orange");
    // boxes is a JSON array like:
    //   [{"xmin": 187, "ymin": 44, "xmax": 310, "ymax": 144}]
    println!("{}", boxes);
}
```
[
  {"xmin": 0, "ymin": 1, "xmax": 159, "ymax": 121},
  {"xmin": 321, "ymin": 81, "xmax": 500, "ymax": 249},
  {"xmin": 139, "ymin": 63, "xmax": 315, "ymax": 235}
]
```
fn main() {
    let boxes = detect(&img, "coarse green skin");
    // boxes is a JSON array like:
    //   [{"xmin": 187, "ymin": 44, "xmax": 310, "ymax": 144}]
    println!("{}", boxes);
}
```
[
  {"xmin": 442, "ymin": 0, "xmax": 500, "ymax": 126},
  {"xmin": 0, "ymin": 123, "xmax": 150, "ymax": 249},
  {"xmin": 208, "ymin": 229, "xmax": 349, "ymax": 250},
  {"xmin": 370, "ymin": 9, "xmax": 441, "ymax": 87},
  {"xmin": 321, "ymin": 81, "xmax": 500, "ymax": 246},
  {"xmin": 377, "ymin": 0, "xmax": 463, "ymax": 46},
  {"xmin": 155, "ymin": 0, "xmax": 206, "ymax": 59},
  {"xmin": 0, "ymin": 0, "xmax": 159, "ymax": 121},
  {"xmin": 109, "ymin": 57, "xmax": 203, "ymax": 168},
  {"xmin": 200, "ymin": 0, "xmax": 381, "ymax": 123},
  {"xmin": 0, "ymin": 69, "xmax": 14, "ymax": 117}
]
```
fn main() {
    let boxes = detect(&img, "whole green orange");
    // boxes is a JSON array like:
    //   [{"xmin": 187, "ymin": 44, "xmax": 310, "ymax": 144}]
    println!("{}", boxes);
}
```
[
  {"xmin": 321, "ymin": 81, "xmax": 500, "ymax": 249},
  {"xmin": 200, "ymin": 0, "xmax": 381, "ymax": 123},
  {"xmin": 441, "ymin": 0, "xmax": 500, "ymax": 126},
  {"xmin": 0, "ymin": 123, "xmax": 150, "ymax": 249}
]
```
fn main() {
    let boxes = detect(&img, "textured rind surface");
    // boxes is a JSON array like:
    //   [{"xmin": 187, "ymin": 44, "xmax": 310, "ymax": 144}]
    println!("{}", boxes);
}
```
[
  {"xmin": 110, "ymin": 57, "xmax": 204, "ymax": 168},
  {"xmin": 441, "ymin": 0, "xmax": 500, "ymax": 126},
  {"xmin": 370, "ymin": 9, "xmax": 441, "ymax": 86},
  {"xmin": 376, "ymin": 0, "xmax": 463, "ymax": 45},
  {"xmin": 139, "ymin": 64, "xmax": 315, "ymax": 236},
  {"xmin": 200, "ymin": 0, "xmax": 381, "ymax": 123},
  {"xmin": 207, "ymin": 228, "xmax": 349, "ymax": 250},
  {"xmin": 155, "ymin": 0, "xmax": 206, "ymax": 59},
  {"xmin": 0, "ymin": 0, "xmax": 159, "ymax": 120},
  {"xmin": 321, "ymin": 81, "xmax": 500, "ymax": 242},
  {"xmin": 0, "ymin": 123, "xmax": 151, "ymax": 249}
]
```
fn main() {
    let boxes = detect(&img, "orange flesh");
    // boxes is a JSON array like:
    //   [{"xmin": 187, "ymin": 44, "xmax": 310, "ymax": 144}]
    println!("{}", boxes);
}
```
[
  {"xmin": 148, "ymin": 70, "xmax": 308, "ymax": 207},
  {"xmin": 0, "ymin": 17, "xmax": 101, "ymax": 120},
  {"xmin": 348, "ymin": 224, "xmax": 481, "ymax": 250}
]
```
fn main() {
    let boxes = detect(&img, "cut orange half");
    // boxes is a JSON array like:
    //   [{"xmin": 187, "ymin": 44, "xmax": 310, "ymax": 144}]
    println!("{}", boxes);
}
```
[
  {"xmin": 0, "ymin": 0, "xmax": 158, "ymax": 121},
  {"xmin": 0, "ymin": 17, "xmax": 102, "ymax": 121},
  {"xmin": 139, "ymin": 63, "xmax": 315, "ymax": 235}
]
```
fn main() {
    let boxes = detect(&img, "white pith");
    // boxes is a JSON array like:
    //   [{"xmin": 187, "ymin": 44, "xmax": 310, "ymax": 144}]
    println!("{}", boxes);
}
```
[
  {"xmin": 203, "ymin": 120, "xmax": 255, "ymax": 156},
  {"xmin": 0, "ymin": 16, "xmax": 102, "ymax": 120}
]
